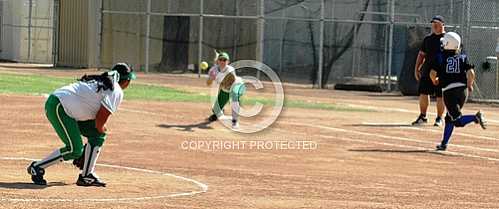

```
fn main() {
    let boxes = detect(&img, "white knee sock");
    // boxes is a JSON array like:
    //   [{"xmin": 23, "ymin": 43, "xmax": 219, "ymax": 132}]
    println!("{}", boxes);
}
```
[
  {"xmin": 34, "ymin": 149, "xmax": 63, "ymax": 169},
  {"xmin": 231, "ymin": 101, "xmax": 240, "ymax": 122},
  {"xmin": 81, "ymin": 144, "xmax": 101, "ymax": 176}
]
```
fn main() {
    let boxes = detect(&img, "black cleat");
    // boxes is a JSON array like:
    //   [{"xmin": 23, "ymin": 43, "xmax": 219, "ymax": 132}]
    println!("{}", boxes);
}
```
[
  {"xmin": 207, "ymin": 114, "xmax": 218, "ymax": 122},
  {"xmin": 76, "ymin": 173, "xmax": 106, "ymax": 187},
  {"xmin": 412, "ymin": 115, "xmax": 428, "ymax": 125},
  {"xmin": 232, "ymin": 119, "xmax": 240, "ymax": 129},
  {"xmin": 436, "ymin": 144, "xmax": 447, "ymax": 151},
  {"xmin": 27, "ymin": 161, "xmax": 47, "ymax": 185},
  {"xmin": 434, "ymin": 117, "xmax": 443, "ymax": 127},
  {"xmin": 475, "ymin": 111, "xmax": 487, "ymax": 130}
]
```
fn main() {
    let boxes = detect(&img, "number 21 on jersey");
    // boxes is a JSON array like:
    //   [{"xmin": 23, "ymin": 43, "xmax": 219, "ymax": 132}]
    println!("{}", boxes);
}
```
[{"xmin": 446, "ymin": 57, "xmax": 460, "ymax": 73}]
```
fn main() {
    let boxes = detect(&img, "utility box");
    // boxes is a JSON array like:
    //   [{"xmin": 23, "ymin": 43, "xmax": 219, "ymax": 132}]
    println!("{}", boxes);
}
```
[
  {"xmin": 473, "ymin": 38, "xmax": 499, "ymax": 100},
  {"xmin": 474, "ymin": 56, "xmax": 497, "ymax": 99}
]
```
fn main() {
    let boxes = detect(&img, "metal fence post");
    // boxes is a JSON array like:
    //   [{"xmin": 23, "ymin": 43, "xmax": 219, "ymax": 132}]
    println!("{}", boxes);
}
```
[
  {"xmin": 387, "ymin": 0, "xmax": 395, "ymax": 91},
  {"xmin": 198, "ymin": 0, "xmax": 204, "ymax": 78},
  {"xmin": 28, "ymin": 0, "xmax": 33, "ymax": 62},
  {"xmin": 318, "ymin": 0, "xmax": 324, "ymax": 88},
  {"xmin": 52, "ymin": 0, "xmax": 60, "ymax": 66},
  {"xmin": 256, "ymin": 0, "xmax": 264, "ymax": 79},
  {"xmin": 144, "ymin": 0, "xmax": 151, "ymax": 73},
  {"xmin": 496, "ymin": 37, "xmax": 499, "ymax": 97},
  {"xmin": 465, "ymin": 0, "xmax": 471, "ymax": 46},
  {"xmin": 233, "ymin": 0, "xmax": 239, "ymax": 60},
  {"xmin": 97, "ymin": 0, "xmax": 103, "ymax": 69},
  {"xmin": 352, "ymin": 23, "xmax": 357, "ymax": 78}
]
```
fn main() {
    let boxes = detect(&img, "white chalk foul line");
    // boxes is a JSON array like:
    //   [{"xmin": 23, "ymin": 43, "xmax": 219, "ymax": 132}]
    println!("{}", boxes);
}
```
[
  {"xmin": 121, "ymin": 107, "xmax": 160, "ymax": 115},
  {"xmin": 361, "ymin": 122, "xmax": 499, "ymax": 142},
  {"xmin": 401, "ymin": 126, "xmax": 499, "ymax": 142},
  {"xmin": 343, "ymin": 103, "xmax": 499, "ymax": 124},
  {"xmin": 280, "ymin": 121, "xmax": 499, "ymax": 162},
  {"xmin": 121, "ymin": 107, "xmax": 499, "ymax": 157},
  {"xmin": 0, "ymin": 157, "xmax": 208, "ymax": 202},
  {"xmin": 320, "ymin": 134, "xmax": 499, "ymax": 162}
]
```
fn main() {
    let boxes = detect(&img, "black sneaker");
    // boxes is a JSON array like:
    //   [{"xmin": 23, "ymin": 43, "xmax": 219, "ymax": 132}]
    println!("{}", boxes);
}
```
[
  {"xmin": 207, "ymin": 114, "xmax": 218, "ymax": 122},
  {"xmin": 412, "ymin": 115, "xmax": 428, "ymax": 125},
  {"xmin": 436, "ymin": 144, "xmax": 447, "ymax": 151},
  {"xmin": 76, "ymin": 173, "xmax": 106, "ymax": 187},
  {"xmin": 475, "ymin": 111, "xmax": 487, "ymax": 130},
  {"xmin": 27, "ymin": 161, "xmax": 47, "ymax": 185},
  {"xmin": 434, "ymin": 117, "xmax": 443, "ymax": 127}
]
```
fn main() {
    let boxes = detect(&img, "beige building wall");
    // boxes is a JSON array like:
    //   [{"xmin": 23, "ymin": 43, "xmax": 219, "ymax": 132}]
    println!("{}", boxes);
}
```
[{"xmin": 57, "ymin": 0, "xmax": 89, "ymax": 67}]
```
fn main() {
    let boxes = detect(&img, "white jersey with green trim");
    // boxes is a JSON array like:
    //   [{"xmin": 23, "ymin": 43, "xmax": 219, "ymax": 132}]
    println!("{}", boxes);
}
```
[{"xmin": 53, "ymin": 81, "xmax": 123, "ymax": 121}]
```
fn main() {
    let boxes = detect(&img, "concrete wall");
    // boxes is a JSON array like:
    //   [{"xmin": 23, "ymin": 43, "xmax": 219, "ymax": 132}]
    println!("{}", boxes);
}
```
[{"xmin": 0, "ymin": 0, "xmax": 53, "ymax": 63}]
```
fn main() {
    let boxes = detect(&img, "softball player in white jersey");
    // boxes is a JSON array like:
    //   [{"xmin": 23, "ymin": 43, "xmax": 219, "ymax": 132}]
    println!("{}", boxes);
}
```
[{"xmin": 27, "ymin": 63, "xmax": 136, "ymax": 187}]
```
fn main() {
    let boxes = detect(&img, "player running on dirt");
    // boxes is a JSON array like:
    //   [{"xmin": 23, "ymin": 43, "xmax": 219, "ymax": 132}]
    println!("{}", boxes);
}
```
[
  {"xmin": 206, "ymin": 52, "xmax": 246, "ymax": 129},
  {"xmin": 27, "ymin": 63, "xmax": 136, "ymax": 186},
  {"xmin": 429, "ymin": 32, "xmax": 487, "ymax": 151}
]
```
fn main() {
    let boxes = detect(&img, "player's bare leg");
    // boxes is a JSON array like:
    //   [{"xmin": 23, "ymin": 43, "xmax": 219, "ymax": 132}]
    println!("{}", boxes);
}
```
[
  {"xmin": 434, "ymin": 97, "xmax": 445, "ymax": 126},
  {"xmin": 412, "ymin": 94, "xmax": 429, "ymax": 125}
]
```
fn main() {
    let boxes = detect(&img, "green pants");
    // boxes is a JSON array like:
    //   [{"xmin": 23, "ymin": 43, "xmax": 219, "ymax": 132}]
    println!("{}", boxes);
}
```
[
  {"xmin": 212, "ymin": 83, "xmax": 246, "ymax": 115},
  {"xmin": 45, "ymin": 95, "xmax": 106, "ymax": 161},
  {"xmin": 78, "ymin": 120, "xmax": 107, "ymax": 147}
]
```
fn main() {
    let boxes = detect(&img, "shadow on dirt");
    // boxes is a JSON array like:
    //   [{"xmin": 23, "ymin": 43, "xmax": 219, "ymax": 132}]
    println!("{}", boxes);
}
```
[
  {"xmin": 348, "ymin": 148, "xmax": 455, "ymax": 156},
  {"xmin": 0, "ymin": 181, "xmax": 67, "ymax": 189},
  {"xmin": 350, "ymin": 123, "xmax": 415, "ymax": 127},
  {"xmin": 157, "ymin": 120, "xmax": 214, "ymax": 132}
]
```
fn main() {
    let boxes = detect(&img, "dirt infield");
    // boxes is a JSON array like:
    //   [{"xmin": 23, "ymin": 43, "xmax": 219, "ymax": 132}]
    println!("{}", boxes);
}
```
[{"xmin": 1, "ymin": 65, "xmax": 499, "ymax": 209}]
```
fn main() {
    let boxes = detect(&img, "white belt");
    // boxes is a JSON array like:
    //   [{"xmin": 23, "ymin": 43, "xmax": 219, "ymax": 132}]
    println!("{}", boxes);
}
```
[{"xmin": 442, "ymin": 82, "xmax": 466, "ymax": 92}]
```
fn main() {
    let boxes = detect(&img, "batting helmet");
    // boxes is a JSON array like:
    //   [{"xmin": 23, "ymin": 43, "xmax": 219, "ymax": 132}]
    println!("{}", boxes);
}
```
[{"xmin": 440, "ymin": 32, "xmax": 461, "ymax": 51}]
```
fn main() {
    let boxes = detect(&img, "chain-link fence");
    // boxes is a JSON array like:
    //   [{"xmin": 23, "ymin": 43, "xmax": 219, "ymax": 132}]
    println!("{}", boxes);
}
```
[
  {"xmin": 98, "ymin": 0, "xmax": 498, "ymax": 98},
  {"xmin": 1, "ymin": 0, "xmax": 498, "ymax": 99},
  {"xmin": 466, "ymin": 0, "xmax": 499, "ymax": 101}
]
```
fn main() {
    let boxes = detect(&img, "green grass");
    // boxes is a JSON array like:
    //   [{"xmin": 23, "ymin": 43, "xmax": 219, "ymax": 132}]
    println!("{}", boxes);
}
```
[
  {"xmin": 0, "ymin": 73, "xmax": 73, "ymax": 94},
  {"xmin": 126, "ymin": 83, "xmax": 211, "ymax": 102},
  {"xmin": 0, "ymin": 73, "xmax": 372, "ymax": 112}
]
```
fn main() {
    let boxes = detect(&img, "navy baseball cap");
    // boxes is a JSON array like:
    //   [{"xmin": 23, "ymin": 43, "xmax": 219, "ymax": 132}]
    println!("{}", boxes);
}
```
[{"xmin": 431, "ymin": 15, "xmax": 444, "ymax": 23}]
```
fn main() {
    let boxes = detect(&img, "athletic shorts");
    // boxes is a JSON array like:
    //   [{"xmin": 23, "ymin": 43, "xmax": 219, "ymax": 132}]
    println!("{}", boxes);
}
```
[{"xmin": 418, "ymin": 76, "xmax": 442, "ymax": 97}]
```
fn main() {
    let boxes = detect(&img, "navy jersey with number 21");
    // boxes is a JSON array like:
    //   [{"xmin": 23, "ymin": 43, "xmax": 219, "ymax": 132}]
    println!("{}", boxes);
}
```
[{"xmin": 431, "ymin": 50, "xmax": 473, "ymax": 89}]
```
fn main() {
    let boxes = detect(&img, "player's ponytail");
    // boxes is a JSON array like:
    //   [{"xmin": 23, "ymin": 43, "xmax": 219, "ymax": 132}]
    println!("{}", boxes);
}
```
[
  {"xmin": 78, "ymin": 63, "xmax": 135, "ymax": 93},
  {"xmin": 78, "ymin": 72, "xmax": 114, "ymax": 92}
]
